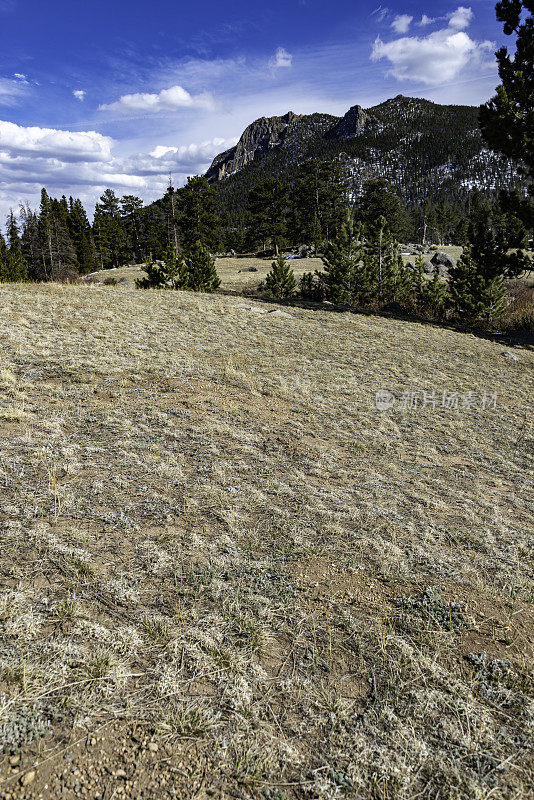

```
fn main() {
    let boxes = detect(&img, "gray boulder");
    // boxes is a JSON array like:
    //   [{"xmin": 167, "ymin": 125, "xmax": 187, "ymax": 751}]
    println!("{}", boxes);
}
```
[
  {"xmin": 423, "ymin": 261, "xmax": 434, "ymax": 274},
  {"xmin": 431, "ymin": 251, "xmax": 456, "ymax": 270},
  {"xmin": 238, "ymin": 266, "xmax": 259, "ymax": 273}
]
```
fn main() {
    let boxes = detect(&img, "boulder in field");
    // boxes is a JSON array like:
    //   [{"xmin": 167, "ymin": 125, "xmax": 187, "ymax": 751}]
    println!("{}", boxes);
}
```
[{"xmin": 431, "ymin": 251, "xmax": 456, "ymax": 270}]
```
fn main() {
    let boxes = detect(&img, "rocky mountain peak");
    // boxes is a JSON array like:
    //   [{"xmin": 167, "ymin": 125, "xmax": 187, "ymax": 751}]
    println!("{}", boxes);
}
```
[
  {"xmin": 206, "ymin": 111, "xmax": 302, "ymax": 182},
  {"xmin": 326, "ymin": 104, "xmax": 371, "ymax": 139}
]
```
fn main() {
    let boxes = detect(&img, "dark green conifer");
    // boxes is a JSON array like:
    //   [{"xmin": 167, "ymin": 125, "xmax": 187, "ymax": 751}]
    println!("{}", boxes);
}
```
[
  {"xmin": 264, "ymin": 254, "xmax": 296, "ymax": 298},
  {"xmin": 184, "ymin": 242, "xmax": 220, "ymax": 292}
]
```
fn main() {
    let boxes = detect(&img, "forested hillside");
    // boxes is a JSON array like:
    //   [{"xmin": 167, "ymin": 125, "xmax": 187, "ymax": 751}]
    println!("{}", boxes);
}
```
[{"xmin": 208, "ymin": 95, "xmax": 526, "ymax": 214}]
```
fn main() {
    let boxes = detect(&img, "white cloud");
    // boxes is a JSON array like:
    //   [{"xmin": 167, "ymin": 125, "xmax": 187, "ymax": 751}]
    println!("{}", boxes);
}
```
[
  {"xmin": 98, "ymin": 84, "xmax": 215, "ymax": 114},
  {"xmin": 269, "ymin": 47, "xmax": 293, "ymax": 69},
  {"xmin": 0, "ymin": 120, "xmax": 113, "ymax": 161},
  {"xmin": 371, "ymin": 7, "xmax": 494, "ymax": 85},
  {"xmin": 0, "ymin": 77, "xmax": 27, "ymax": 106},
  {"xmin": 0, "ymin": 116, "xmax": 238, "ymax": 222},
  {"xmin": 448, "ymin": 6, "xmax": 473, "ymax": 30},
  {"xmin": 391, "ymin": 14, "xmax": 413, "ymax": 34},
  {"xmin": 73, "ymin": 89, "xmax": 86, "ymax": 101},
  {"xmin": 371, "ymin": 6, "xmax": 389, "ymax": 23},
  {"xmin": 418, "ymin": 14, "xmax": 435, "ymax": 26},
  {"xmin": 13, "ymin": 73, "xmax": 27, "ymax": 82}
]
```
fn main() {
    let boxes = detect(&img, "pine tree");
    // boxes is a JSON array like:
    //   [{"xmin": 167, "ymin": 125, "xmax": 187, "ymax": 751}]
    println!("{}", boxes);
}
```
[
  {"xmin": 136, "ymin": 246, "xmax": 188, "ymax": 289},
  {"xmin": 184, "ymin": 242, "xmax": 220, "ymax": 292},
  {"xmin": 19, "ymin": 203, "xmax": 42, "ymax": 280},
  {"xmin": 93, "ymin": 189, "xmax": 131, "ymax": 269},
  {"xmin": 321, "ymin": 217, "xmax": 368, "ymax": 304},
  {"xmin": 289, "ymin": 159, "xmax": 348, "ymax": 248},
  {"xmin": 359, "ymin": 179, "xmax": 414, "ymax": 242},
  {"xmin": 246, "ymin": 177, "xmax": 287, "ymax": 253},
  {"xmin": 38, "ymin": 189, "xmax": 55, "ymax": 280},
  {"xmin": 165, "ymin": 246, "xmax": 189, "ymax": 289},
  {"xmin": 136, "ymin": 259, "xmax": 170, "ymax": 289},
  {"xmin": 0, "ymin": 232, "xmax": 9, "ymax": 281},
  {"xmin": 363, "ymin": 216, "xmax": 413, "ymax": 306},
  {"xmin": 120, "ymin": 195, "xmax": 144, "ymax": 262},
  {"xmin": 68, "ymin": 197, "xmax": 96, "ymax": 273},
  {"xmin": 3, "ymin": 212, "xmax": 28, "ymax": 282},
  {"xmin": 479, "ymin": 0, "xmax": 533, "ymax": 185},
  {"xmin": 178, "ymin": 177, "xmax": 220, "ymax": 250},
  {"xmin": 264, "ymin": 254, "xmax": 296, "ymax": 298},
  {"xmin": 449, "ymin": 246, "xmax": 506, "ymax": 323},
  {"xmin": 411, "ymin": 254, "xmax": 446, "ymax": 317}
]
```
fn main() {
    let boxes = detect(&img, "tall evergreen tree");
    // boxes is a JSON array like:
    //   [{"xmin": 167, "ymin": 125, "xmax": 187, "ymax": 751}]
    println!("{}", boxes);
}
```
[
  {"xmin": 67, "ymin": 197, "xmax": 96, "ymax": 273},
  {"xmin": 290, "ymin": 159, "xmax": 348, "ymax": 248},
  {"xmin": 320, "ymin": 217, "xmax": 369, "ymax": 304},
  {"xmin": 0, "ymin": 231, "xmax": 9, "ymax": 281},
  {"xmin": 479, "ymin": 0, "xmax": 533, "ymax": 186},
  {"xmin": 19, "ymin": 203, "xmax": 42, "ymax": 280},
  {"xmin": 178, "ymin": 176, "xmax": 220, "ymax": 250},
  {"xmin": 1, "ymin": 213, "xmax": 28, "ymax": 282},
  {"xmin": 120, "ymin": 195, "xmax": 144, "ymax": 262},
  {"xmin": 93, "ymin": 189, "xmax": 131, "ymax": 269}
]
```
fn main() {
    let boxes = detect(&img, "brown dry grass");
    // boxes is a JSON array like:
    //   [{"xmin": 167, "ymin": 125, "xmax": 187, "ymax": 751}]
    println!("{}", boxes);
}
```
[
  {"xmin": 0, "ymin": 282, "xmax": 533, "ymax": 799},
  {"xmin": 86, "ymin": 256, "xmax": 326, "ymax": 292}
]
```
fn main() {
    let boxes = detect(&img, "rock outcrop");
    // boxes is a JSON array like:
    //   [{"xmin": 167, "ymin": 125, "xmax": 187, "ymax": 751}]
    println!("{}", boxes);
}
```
[
  {"xmin": 325, "ymin": 105, "xmax": 372, "ymax": 139},
  {"xmin": 206, "ymin": 112, "xmax": 301, "ymax": 182}
]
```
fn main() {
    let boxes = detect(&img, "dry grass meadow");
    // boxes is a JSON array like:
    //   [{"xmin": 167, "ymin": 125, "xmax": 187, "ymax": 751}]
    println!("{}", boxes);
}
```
[
  {"xmin": 0, "ymin": 281, "xmax": 533, "ymax": 799},
  {"xmin": 84, "ymin": 249, "xmax": 466, "ymax": 293}
]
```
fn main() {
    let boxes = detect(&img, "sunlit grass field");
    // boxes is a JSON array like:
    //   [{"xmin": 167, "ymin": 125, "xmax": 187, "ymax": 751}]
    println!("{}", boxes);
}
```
[{"xmin": 0, "ymin": 281, "xmax": 532, "ymax": 799}]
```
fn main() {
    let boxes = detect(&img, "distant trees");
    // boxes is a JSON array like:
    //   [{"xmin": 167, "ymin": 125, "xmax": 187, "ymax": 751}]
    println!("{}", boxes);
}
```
[
  {"xmin": 290, "ymin": 160, "xmax": 348, "ymax": 248},
  {"xmin": 246, "ymin": 178, "xmax": 287, "ymax": 254},
  {"xmin": 479, "ymin": 0, "xmax": 533, "ymax": 186},
  {"xmin": 358, "ymin": 179, "xmax": 414, "ymax": 243}
]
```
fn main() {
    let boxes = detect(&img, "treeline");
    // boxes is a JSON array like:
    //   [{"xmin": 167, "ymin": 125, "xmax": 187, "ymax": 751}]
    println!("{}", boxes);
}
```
[
  {"xmin": 217, "ymin": 161, "xmax": 532, "ymax": 255},
  {"xmin": 1, "ymin": 164, "xmax": 532, "ymax": 285},
  {"xmin": 261, "ymin": 210, "xmax": 531, "ymax": 327},
  {"xmin": 0, "ymin": 175, "xmax": 230, "ymax": 282}
]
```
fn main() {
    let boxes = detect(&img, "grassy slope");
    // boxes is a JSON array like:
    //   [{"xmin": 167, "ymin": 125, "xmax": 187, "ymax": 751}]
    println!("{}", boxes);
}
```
[
  {"xmin": 86, "ymin": 248, "xmax": 465, "ymax": 292},
  {"xmin": 0, "ymin": 283, "xmax": 533, "ymax": 799}
]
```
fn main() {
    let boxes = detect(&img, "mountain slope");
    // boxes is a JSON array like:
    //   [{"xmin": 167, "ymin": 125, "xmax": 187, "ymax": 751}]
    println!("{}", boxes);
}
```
[{"xmin": 206, "ymin": 95, "xmax": 525, "ymax": 210}]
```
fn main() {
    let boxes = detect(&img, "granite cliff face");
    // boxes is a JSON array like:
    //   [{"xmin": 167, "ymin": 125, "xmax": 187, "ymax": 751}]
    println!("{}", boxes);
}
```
[
  {"xmin": 325, "ymin": 104, "xmax": 373, "ymax": 139},
  {"xmin": 206, "ymin": 111, "xmax": 302, "ymax": 182}
]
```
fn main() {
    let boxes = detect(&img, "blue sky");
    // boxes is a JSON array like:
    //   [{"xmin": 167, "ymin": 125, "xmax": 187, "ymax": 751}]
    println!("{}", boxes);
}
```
[{"xmin": 0, "ymin": 0, "xmax": 505, "ymax": 220}]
